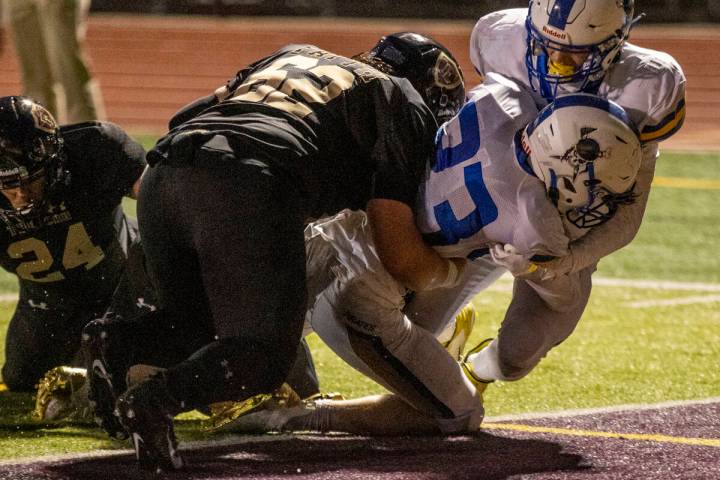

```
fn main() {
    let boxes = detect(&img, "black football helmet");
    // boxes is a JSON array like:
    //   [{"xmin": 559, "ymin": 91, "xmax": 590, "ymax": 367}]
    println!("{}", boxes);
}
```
[
  {"xmin": 360, "ymin": 32, "xmax": 465, "ymax": 125},
  {"xmin": 0, "ymin": 96, "xmax": 67, "ymax": 219}
]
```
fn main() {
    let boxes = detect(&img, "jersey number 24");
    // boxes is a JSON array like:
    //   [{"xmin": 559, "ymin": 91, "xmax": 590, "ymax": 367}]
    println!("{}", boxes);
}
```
[{"xmin": 7, "ymin": 222, "xmax": 105, "ymax": 283}]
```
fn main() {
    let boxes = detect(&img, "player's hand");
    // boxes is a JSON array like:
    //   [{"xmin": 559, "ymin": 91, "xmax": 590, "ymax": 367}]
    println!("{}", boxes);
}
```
[
  {"xmin": 533, "ymin": 253, "xmax": 574, "ymax": 280},
  {"xmin": 489, "ymin": 244, "xmax": 537, "ymax": 277}
]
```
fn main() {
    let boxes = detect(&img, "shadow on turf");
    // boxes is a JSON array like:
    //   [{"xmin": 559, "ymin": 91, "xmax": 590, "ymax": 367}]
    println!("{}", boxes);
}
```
[{"xmin": 17, "ymin": 432, "xmax": 589, "ymax": 480}]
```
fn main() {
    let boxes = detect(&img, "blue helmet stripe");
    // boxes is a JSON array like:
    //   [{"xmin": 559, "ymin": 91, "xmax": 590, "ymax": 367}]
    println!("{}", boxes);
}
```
[
  {"xmin": 525, "ymin": 94, "xmax": 636, "ymax": 137},
  {"xmin": 548, "ymin": 0, "xmax": 579, "ymax": 30}
]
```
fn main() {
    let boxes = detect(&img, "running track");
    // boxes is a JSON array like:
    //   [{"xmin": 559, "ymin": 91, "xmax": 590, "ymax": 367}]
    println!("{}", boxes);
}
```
[{"xmin": 0, "ymin": 15, "xmax": 719, "ymax": 151}]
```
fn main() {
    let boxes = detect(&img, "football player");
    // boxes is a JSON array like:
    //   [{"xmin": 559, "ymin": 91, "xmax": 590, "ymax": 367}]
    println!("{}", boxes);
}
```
[
  {"xmin": 82, "ymin": 33, "xmax": 466, "ymax": 472},
  {"xmin": 467, "ymin": 0, "xmax": 684, "ymax": 278},
  {"xmin": 224, "ymin": 80, "xmax": 643, "ymax": 435},
  {"xmin": 0, "ymin": 96, "xmax": 148, "ymax": 393}
]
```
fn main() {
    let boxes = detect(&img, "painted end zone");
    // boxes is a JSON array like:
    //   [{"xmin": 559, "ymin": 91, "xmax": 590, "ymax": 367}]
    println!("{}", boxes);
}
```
[{"xmin": 1, "ymin": 399, "xmax": 717, "ymax": 479}]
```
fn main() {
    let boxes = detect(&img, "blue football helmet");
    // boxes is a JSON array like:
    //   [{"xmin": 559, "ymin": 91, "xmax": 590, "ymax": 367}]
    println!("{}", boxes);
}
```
[{"xmin": 525, "ymin": 0, "xmax": 636, "ymax": 101}]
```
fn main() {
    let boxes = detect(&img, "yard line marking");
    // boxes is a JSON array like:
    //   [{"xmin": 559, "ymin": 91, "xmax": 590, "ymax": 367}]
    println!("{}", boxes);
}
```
[
  {"xmin": 483, "ymin": 423, "xmax": 720, "ymax": 447},
  {"xmin": 627, "ymin": 294, "xmax": 720, "ymax": 308},
  {"xmin": 487, "ymin": 275, "xmax": 720, "ymax": 293},
  {"xmin": 0, "ymin": 294, "xmax": 15, "ymax": 302},
  {"xmin": 486, "ymin": 397, "xmax": 720, "ymax": 422},
  {"xmin": 593, "ymin": 278, "xmax": 720, "ymax": 292},
  {"xmin": 653, "ymin": 176, "xmax": 720, "ymax": 190}
]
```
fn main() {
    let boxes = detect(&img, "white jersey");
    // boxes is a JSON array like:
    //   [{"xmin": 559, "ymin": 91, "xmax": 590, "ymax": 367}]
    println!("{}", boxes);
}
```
[
  {"xmin": 416, "ymin": 73, "xmax": 569, "ymax": 260},
  {"xmin": 469, "ymin": 8, "xmax": 686, "ymax": 145}
]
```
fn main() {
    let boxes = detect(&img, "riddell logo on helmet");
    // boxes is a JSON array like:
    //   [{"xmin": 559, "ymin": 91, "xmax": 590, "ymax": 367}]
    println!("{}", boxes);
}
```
[{"xmin": 542, "ymin": 25, "xmax": 567, "ymax": 41}]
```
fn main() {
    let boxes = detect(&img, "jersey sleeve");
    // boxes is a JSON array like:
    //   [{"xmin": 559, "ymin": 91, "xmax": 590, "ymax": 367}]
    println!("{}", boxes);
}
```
[
  {"xmin": 469, "ymin": 9, "xmax": 528, "ymax": 81},
  {"xmin": 350, "ymin": 78, "xmax": 437, "ymax": 208},
  {"xmin": 65, "ymin": 122, "xmax": 147, "ymax": 203},
  {"xmin": 634, "ymin": 52, "xmax": 687, "ymax": 144}
]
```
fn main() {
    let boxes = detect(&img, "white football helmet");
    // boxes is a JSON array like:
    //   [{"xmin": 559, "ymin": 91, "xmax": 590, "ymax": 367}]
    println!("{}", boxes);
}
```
[
  {"xmin": 525, "ymin": 0, "xmax": 636, "ymax": 100},
  {"xmin": 521, "ymin": 93, "xmax": 641, "ymax": 229}
]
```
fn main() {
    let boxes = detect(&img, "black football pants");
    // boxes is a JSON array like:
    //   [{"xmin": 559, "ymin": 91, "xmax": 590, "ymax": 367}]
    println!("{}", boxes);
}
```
[{"xmin": 137, "ymin": 155, "xmax": 307, "ymax": 409}]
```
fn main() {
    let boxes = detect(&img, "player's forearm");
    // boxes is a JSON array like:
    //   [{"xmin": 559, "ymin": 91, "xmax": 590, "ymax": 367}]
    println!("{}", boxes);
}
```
[{"xmin": 367, "ymin": 199, "xmax": 463, "ymax": 292}]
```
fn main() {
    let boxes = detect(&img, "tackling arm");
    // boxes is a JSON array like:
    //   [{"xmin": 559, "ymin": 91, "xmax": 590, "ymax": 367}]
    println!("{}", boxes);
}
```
[{"xmin": 367, "ymin": 199, "xmax": 465, "ymax": 292}]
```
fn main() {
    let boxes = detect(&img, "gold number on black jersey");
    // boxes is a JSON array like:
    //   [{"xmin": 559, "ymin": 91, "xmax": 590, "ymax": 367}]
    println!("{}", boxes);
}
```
[
  {"xmin": 230, "ymin": 55, "xmax": 355, "ymax": 118},
  {"xmin": 7, "ymin": 222, "xmax": 105, "ymax": 283}
]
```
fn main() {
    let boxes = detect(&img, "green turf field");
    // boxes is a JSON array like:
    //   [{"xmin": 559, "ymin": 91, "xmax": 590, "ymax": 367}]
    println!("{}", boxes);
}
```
[{"xmin": 0, "ymin": 149, "xmax": 718, "ymax": 459}]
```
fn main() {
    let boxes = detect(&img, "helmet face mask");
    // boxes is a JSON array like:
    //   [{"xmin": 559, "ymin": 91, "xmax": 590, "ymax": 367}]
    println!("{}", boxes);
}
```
[
  {"xmin": 360, "ymin": 32, "xmax": 465, "ymax": 125},
  {"xmin": 522, "ymin": 93, "xmax": 641, "ymax": 229},
  {"xmin": 0, "ymin": 96, "xmax": 66, "ymax": 224},
  {"xmin": 525, "ymin": 0, "xmax": 635, "ymax": 101}
]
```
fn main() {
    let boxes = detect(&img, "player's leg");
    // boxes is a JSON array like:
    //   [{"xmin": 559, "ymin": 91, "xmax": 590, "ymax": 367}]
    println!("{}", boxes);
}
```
[
  {"xmin": 6, "ymin": 0, "xmax": 57, "ymax": 117},
  {"xmin": 467, "ymin": 266, "xmax": 593, "ymax": 382},
  {"xmin": 42, "ymin": 0, "xmax": 104, "ymax": 122},
  {"xmin": 2, "ymin": 298, "xmax": 91, "ymax": 391},
  {"xmin": 405, "ymin": 256, "xmax": 505, "ymax": 336},
  {"xmin": 154, "ymin": 160, "xmax": 306, "ymax": 409},
  {"xmin": 125, "ymin": 157, "xmax": 306, "ymax": 471}
]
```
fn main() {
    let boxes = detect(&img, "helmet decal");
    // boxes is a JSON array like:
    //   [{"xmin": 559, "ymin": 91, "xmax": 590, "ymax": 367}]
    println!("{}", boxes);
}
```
[
  {"xmin": 31, "ymin": 103, "xmax": 57, "ymax": 134},
  {"xmin": 433, "ymin": 52, "xmax": 463, "ymax": 90}
]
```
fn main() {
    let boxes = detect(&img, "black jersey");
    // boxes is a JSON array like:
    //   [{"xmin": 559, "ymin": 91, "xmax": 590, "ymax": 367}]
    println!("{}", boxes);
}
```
[
  {"xmin": 148, "ymin": 44, "xmax": 438, "ymax": 219},
  {"xmin": 0, "ymin": 122, "xmax": 146, "ymax": 305}
]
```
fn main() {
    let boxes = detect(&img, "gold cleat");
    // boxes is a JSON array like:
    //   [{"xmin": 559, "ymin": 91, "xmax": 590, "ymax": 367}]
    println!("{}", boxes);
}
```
[
  {"xmin": 206, "ymin": 384, "xmax": 345, "ymax": 433},
  {"xmin": 33, "ymin": 366, "xmax": 92, "ymax": 422},
  {"xmin": 440, "ymin": 304, "xmax": 477, "ymax": 361},
  {"xmin": 461, "ymin": 337, "xmax": 494, "ymax": 395},
  {"xmin": 206, "ymin": 383, "xmax": 302, "ymax": 432}
]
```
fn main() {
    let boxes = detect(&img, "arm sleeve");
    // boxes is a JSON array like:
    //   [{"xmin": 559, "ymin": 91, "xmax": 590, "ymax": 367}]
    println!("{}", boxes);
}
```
[
  {"xmin": 638, "ymin": 57, "xmax": 686, "ymax": 144},
  {"xmin": 92, "ymin": 123, "xmax": 147, "ymax": 201}
]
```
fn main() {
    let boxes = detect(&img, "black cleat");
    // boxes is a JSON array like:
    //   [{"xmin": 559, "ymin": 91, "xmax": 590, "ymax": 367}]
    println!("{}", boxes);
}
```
[
  {"xmin": 116, "ymin": 377, "xmax": 184, "ymax": 474},
  {"xmin": 83, "ymin": 319, "xmax": 128, "ymax": 439}
]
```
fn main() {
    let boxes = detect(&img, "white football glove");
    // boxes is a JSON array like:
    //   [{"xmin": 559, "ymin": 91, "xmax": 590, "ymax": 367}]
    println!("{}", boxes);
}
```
[{"xmin": 489, "ymin": 244, "xmax": 538, "ymax": 277}]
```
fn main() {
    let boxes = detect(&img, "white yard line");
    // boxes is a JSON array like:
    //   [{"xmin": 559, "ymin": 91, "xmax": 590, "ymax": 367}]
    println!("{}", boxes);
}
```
[
  {"xmin": 627, "ymin": 295, "xmax": 720, "ymax": 308},
  {"xmin": 593, "ymin": 278, "xmax": 720, "ymax": 292}
]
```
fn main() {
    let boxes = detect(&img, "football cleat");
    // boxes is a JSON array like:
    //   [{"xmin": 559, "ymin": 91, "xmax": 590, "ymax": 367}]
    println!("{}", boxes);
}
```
[
  {"xmin": 82, "ymin": 319, "xmax": 127, "ymax": 439},
  {"xmin": 461, "ymin": 338, "xmax": 494, "ymax": 395},
  {"xmin": 440, "ymin": 305, "xmax": 477, "ymax": 361},
  {"xmin": 207, "ymin": 383, "xmax": 300, "ymax": 432},
  {"xmin": 33, "ymin": 366, "xmax": 93, "ymax": 422},
  {"xmin": 116, "ymin": 377, "xmax": 184, "ymax": 474},
  {"xmin": 206, "ymin": 383, "xmax": 344, "ymax": 433}
]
